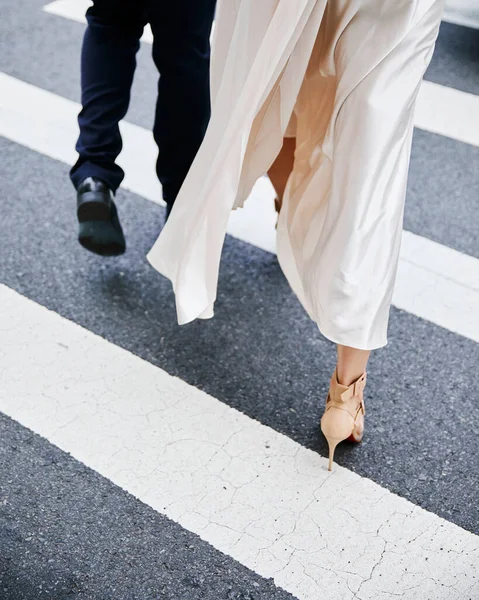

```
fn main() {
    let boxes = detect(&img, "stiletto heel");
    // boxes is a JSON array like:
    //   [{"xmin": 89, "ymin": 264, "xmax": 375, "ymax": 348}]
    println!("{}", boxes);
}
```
[
  {"xmin": 325, "ymin": 437, "xmax": 340, "ymax": 471},
  {"xmin": 320, "ymin": 371, "xmax": 367, "ymax": 471}
]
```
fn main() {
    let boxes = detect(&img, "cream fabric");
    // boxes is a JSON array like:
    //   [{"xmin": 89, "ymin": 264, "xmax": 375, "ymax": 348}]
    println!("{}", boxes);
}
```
[{"xmin": 147, "ymin": 0, "xmax": 444, "ymax": 350}]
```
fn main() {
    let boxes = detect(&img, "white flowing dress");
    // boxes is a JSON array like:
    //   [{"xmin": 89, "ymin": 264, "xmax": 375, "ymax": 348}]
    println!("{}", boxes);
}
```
[{"xmin": 147, "ymin": 0, "xmax": 444, "ymax": 350}]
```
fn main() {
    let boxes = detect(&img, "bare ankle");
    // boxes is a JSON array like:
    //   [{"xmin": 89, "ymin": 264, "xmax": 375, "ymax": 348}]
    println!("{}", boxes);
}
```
[{"xmin": 336, "ymin": 345, "xmax": 371, "ymax": 386}]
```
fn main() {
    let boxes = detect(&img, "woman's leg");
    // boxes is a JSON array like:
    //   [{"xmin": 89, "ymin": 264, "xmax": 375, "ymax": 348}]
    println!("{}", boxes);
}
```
[
  {"xmin": 336, "ymin": 345, "xmax": 370, "ymax": 386},
  {"xmin": 267, "ymin": 137, "xmax": 296, "ymax": 211}
]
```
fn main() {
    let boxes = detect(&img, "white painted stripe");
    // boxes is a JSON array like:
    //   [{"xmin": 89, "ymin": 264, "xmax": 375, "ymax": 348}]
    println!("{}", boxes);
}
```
[
  {"xmin": 395, "ymin": 231, "xmax": 479, "ymax": 340},
  {"xmin": 43, "ymin": 0, "xmax": 154, "ymax": 44},
  {"xmin": 1, "ymin": 284, "xmax": 478, "ymax": 600},
  {"xmin": 416, "ymin": 81, "xmax": 479, "ymax": 147},
  {"xmin": 1, "ymin": 72, "xmax": 478, "ymax": 343},
  {"xmin": 443, "ymin": 0, "xmax": 479, "ymax": 29}
]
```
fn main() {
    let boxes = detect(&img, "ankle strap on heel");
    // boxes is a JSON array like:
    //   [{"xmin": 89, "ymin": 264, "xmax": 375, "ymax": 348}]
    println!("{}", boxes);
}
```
[
  {"xmin": 328, "ymin": 372, "xmax": 367, "ymax": 416},
  {"xmin": 339, "ymin": 373, "xmax": 367, "ymax": 401}
]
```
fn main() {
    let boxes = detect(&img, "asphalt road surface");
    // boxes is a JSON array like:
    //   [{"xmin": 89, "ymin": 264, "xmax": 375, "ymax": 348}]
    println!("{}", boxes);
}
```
[{"xmin": 1, "ymin": 1, "xmax": 478, "ymax": 599}]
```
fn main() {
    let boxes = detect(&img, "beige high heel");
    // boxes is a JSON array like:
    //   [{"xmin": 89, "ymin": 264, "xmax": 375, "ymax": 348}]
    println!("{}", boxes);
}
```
[{"xmin": 320, "ymin": 371, "xmax": 367, "ymax": 471}]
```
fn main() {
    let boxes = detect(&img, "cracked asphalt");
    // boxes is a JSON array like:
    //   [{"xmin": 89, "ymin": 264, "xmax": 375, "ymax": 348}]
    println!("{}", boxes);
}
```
[{"xmin": 0, "ymin": 1, "xmax": 478, "ymax": 599}]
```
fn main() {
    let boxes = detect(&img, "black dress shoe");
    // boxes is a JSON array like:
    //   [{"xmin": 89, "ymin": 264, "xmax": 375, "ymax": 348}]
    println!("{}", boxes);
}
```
[{"xmin": 77, "ymin": 177, "xmax": 126, "ymax": 256}]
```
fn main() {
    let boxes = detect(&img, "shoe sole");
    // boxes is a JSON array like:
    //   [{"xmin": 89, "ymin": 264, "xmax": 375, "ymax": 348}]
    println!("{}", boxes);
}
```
[
  {"xmin": 77, "ymin": 198, "xmax": 112, "ymax": 223},
  {"xmin": 77, "ymin": 200, "xmax": 126, "ymax": 257}
]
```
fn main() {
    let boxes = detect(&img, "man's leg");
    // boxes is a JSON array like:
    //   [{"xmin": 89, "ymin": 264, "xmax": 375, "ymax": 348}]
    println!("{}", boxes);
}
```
[
  {"xmin": 71, "ymin": 1, "xmax": 147, "ymax": 256},
  {"xmin": 70, "ymin": 0, "xmax": 147, "ymax": 192},
  {"xmin": 148, "ymin": 0, "xmax": 216, "ymax": 213}
]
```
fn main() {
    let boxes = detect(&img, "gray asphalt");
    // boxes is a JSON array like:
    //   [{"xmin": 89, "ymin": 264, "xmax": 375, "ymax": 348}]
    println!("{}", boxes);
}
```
[
  {"xmin": 1, "ymin": 1, "xmax": 479, "ymax": 598},
  {"xmin": 406, "ymin": 128, "xmax": 479, "ymax": 258},
  {"xmin": 426, "ymin": 21, "xmax": 479, "ymax": 96}
]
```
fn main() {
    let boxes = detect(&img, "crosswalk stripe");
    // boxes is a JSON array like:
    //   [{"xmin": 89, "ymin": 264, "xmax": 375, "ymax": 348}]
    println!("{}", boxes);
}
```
[
  {"xmin": 43, "ymin": 0, "xmax": 154, "ymax": 44},
  {"xmin": 443, "ymin": 0, "xmax": 479, "ymax": 29},
  {"xmin": 1, "ymin": 71, "xmax": 478, "ymax": 343},
  {"xmin": 415, "ymin": 80, "xmax": 479, "ymax": 147},
  {"xmin": 1, "ymin": 283, "xmax": 478, "ymax": 600}
]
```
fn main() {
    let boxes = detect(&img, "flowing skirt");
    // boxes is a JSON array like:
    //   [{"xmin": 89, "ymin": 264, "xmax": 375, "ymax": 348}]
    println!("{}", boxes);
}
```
[{"xmin": 147, "ymin": 0, "xmax": 444, "ymax": 350}]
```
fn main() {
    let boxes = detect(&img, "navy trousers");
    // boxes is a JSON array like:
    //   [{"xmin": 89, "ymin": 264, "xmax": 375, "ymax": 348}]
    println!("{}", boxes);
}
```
[{"xmin": 70, "ymin": 0, "xmax": 216, "ymax": 206}]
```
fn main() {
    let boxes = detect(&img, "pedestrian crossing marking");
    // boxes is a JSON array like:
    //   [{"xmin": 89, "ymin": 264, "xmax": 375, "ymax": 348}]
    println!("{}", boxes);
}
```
[
  {"xmin": 416, "ymin": 80, "xmax": 479, "ymax": 148},
  {"xmin": 2, "ymin": 2, "xmax": 479, "ymax": 597}
]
